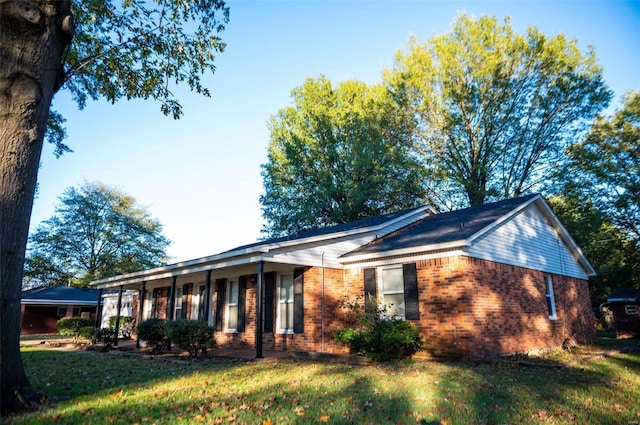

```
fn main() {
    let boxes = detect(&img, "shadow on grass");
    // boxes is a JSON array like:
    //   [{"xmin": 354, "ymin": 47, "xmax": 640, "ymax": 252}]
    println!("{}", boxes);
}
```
[{"xmin": 9, "ymin": 346, "xmax": 640, "ymax": 425}]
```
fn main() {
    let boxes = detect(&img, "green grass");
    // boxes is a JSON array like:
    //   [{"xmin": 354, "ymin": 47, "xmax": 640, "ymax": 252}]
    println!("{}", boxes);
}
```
[{"xmin": 4, "ymin": 338, "xmax": 640, "ymax": 425}]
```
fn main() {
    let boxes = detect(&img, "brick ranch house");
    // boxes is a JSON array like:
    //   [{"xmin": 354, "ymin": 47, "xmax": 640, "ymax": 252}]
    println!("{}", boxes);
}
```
[{"xmin": 91, "ymin": 194, "xmax": 595, "ymax": 358}]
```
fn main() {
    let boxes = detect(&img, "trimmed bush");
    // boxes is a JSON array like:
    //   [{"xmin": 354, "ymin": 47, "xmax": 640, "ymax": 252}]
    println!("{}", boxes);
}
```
[
  {"xmin": 137, "ymin": 318, "xmax": 168, "ymax": 354},
  {"xmin": 57, "ymin": 317, "xmax": 94, "ymax": 343},
  {"xmin": 334, "ymin": 296, "xmax": 423, "ymax": 361},
  {"xmin": 78, "ymin": 326, "xmax": 99, "ymax": 344},
  {"xmin": 108, "ymin": 316, "xmax": 136, "ymax": 339},
  {"xmin": 165, "ymin": 320, "xmax": 215, "ymax": 358},
  {"xmin": 97, "ymin": 327, "xmax": 119, "ymax": 347}
]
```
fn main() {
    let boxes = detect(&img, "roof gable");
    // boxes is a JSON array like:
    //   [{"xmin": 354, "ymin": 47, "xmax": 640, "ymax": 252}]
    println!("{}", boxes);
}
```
[{"xmin": 342, "ymin": 194, "xmax": 539, "ymax": 257}]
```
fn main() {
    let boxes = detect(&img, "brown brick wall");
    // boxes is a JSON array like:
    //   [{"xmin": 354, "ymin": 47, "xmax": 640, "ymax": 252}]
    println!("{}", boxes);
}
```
[{"xmin": 160, "ymin": 255, "xmax": 595, "ymax": 359}]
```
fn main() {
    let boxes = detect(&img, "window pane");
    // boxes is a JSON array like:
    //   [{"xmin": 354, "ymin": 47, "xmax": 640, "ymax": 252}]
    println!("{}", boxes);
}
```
[
  {"xmin": 227, "ymin": 305, "xmax": 238, "ymax": 329},
  {"xmin": 384, "ymin": 294, "xmax": 405, "ymax": 318},
  {"xmin": 382, "ymin": 268, "xmax": 404, "ymax": 292},
  {"xmin": 279, "ymin": 302, "xmax": 294, "ymax": 330},
  {"xmin": 279, "ymin": 275, "xmax": 293, "ymax": 302},
  {"xmin": 229, "ymin": 281, "xmax": 239, "ymax": 304}
]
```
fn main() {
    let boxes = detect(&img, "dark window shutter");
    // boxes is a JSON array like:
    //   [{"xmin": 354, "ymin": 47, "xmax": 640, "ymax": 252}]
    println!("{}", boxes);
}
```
[
  {"xmin": 403, "ymin": 263, "xmax": 420, "ymax": 320},
  {"xmin": 264, "ymin": 272, "xmax": 276, "ymax": 333},
  {"xmin": 293, "ymin": 268, "xmax": 304, "ymax": 333},
  {"xmin": 197, "ymin": 285, "xmax": 206, "ymax": 321},
  {"xmin": 237, "ymin": 276, "xmax": 247, "ymax": 332},
  {"xmin": 151, "ymin": 288, "xmax": 158, "ymax": 318},
  {"xmin": 364, "ymin": 268, "xmax": 377, "ymax": 308},
  {"xmin": 215, "ymin": 279, "xmax": 226, "ymax": 331}
]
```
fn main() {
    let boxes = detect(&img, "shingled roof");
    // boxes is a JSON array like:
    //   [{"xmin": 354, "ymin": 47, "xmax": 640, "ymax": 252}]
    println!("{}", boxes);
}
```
[
  {"xmin": 21, "ymin": 285, "xmax": 100, "ymax": 305},
  {"xmin": 342, "ymin": 194, "xmax": 539, "ymax": 257}
]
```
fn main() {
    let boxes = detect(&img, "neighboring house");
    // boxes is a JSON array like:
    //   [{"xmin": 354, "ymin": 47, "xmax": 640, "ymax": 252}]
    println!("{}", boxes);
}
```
[
  {"xmin": 20, "ymin": 285, "xmax": 100, "ymax": 335},
  {"xmin": 100, "ymin": 290, "xmax": 137, "ymax": 329},
  {"xmin": 91, "ymin": 194, "xmax": 596, "ymax": 358},
  {"xmin": 605, "ymin": 288, "xmax": 640, "ymax": 339}
]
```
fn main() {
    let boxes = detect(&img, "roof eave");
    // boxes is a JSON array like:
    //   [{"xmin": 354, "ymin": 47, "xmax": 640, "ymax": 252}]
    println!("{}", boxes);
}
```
[{"xmin": 339, "ymin": 240, "xmax": 469, "ymax": 264}]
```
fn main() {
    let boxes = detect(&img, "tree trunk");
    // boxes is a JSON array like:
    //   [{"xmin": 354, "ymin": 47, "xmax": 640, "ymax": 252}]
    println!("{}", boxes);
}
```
[{"xmin": 0, "ymin": 0, "xmax": 73, "ymax": 415}]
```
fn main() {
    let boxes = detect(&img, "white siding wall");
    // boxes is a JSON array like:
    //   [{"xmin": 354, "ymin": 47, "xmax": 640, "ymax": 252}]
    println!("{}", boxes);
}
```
[{"xmin": 467, "ymin": 206, "xmax": 588, "ymax": 279}]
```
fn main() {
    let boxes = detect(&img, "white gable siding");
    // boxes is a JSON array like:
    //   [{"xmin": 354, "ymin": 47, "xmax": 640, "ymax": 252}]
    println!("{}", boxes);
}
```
[{"xmin": 467, "ymin": 206, "xmax": 588, "ymax": 279}]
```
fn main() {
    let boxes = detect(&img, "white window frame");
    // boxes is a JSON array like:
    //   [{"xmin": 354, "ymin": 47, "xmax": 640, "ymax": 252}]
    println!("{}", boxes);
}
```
[
  {"xmin": 277, "ymin": 273, "xmax": 294, "ymax": 334},
  {"xmin": 225, "ymin": 280, "xmax": 239, "ymax": 333},
  {"xmin": 625, "ymin": 305, "xmax": 638, "ymax": 316},
  {"xmin": 174, "ymin": 287, "xmax": 183, "ymax": 319},
  {"xmin": 378, "ymin": 265, "xmax": 405, "ymax": 319},
  {"xmin": 143, "ymin": 290, "xmax": 153, "ymax": 321},
  {"xmin": 544, "ymin": 274, "xmax": 557, "ymax": 320}
]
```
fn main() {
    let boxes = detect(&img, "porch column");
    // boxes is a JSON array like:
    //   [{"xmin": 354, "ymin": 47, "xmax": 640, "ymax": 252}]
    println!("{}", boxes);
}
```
[
  {"xmin": 136, "ymin": 281, "xmax": 146, "ymax": 348},
  {"xmin": 94, "ymin": 288, "xmax": 103, "ymax": 327},
  {"xmin": 167, "ymin": 276, "xmax": 177, "ymax": 320},
  {"xmin": 256, "ymin": 260, "xmax": 264, "ymax": 359},
  {"xmin": 114, "ymin": 285, "xmax": 123, "ymax": 347},
  {"xmin": 204, "ymin": 270, "xmax": 212, "ymax": 324}
]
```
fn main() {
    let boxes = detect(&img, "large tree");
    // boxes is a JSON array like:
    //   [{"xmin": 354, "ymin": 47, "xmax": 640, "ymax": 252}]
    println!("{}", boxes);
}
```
[
  {"xmin": 24, "ymin": 182, "xmax": 170, "ymax": 288},
  {"xmin": 384, "ymin": 14, "xmax": 612, "ymax": 207},
  {"xmin": 261, "ymin": 76, "xmax": 428, "ymax": 237},
  {"xmin": 0, "ymin": 0, "xmax": 228, "ymax": 414},
  {"xmin": 564, "ymin": 90, "xmax": 640, "ymax": 241}
]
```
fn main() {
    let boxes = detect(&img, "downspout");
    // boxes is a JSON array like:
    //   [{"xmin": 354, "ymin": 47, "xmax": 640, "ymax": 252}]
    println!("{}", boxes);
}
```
[
  {"xmin": 94, "ymin": 288, "xmax": 103, "ymax": 328},
  {"xmin": 321, "ymin": 251, "xmax": 325, "ymax": 352}
]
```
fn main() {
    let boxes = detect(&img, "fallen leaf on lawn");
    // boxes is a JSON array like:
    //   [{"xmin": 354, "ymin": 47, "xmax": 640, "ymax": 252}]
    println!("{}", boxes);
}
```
[
  {"xmin": 262, "ymin": 419, "xmax": 274, "ymax": 425},
  {"xmin": 318, "ymin": 415, "xmax": 330, "ymax": 422}
]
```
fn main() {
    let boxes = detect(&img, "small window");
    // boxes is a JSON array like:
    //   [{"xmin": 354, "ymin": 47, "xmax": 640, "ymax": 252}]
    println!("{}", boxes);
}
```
[
  {"xmin": 544, "ymin": 274, "xmax": 557, "ymax": 320},
  {"xmin": 57, "ymin": 307, "xmax": 67, "ymax": 317},
  {"xmin": 625, "ymin": 305, "xmax": 638, "ymax": 316},
  {"xmin": 277, "ymin": 274, "xmax": 294, "ymax": 333},
  {"xmin": 174, "ymin": 287, "xmax": 183, "ymax": 319},
  {"xmin": 225, "ymin": 280, "xmax": 239, "ymax": 332},
  {"xmin": 379, "ymin": 266, "xmax": 405, "ymax": 319}
]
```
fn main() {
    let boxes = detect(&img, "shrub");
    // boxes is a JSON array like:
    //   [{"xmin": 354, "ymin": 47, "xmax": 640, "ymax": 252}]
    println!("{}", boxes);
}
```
[
  {"xmin": 165, "ymin": 319, "xmax": 215, "ymax": 358},
  {"xmin": 108, "ymin": 316, "xmax": 136, "ymax": 339},
  {"xmin": 78, "ymin": 326, "xmax": 99, "ymax": 344},
  {"xmin": 334, "ymin": 296, "xmax": 423, "ymax": 361},
  {"xmin": 97, "ymin": 327, "xmax": 119, "ymax": 347},
  {"xmin": 57, "ymin": 317, "xmax": 94, "ymax": 343},
  {"xmin": 137, "ymin": 318, "xmax": 168, "ymax": 354}
]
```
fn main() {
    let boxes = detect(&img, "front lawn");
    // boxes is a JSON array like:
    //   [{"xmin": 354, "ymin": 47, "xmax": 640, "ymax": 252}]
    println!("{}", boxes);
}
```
[{"xmin": 4, "ymin": 339, "xmax": 640, "ymax": 425}]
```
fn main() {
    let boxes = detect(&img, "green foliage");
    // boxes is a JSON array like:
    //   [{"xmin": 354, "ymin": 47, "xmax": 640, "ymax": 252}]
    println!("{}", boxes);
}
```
[
  {"xmin": 57, "ymin": 317, "xmax": 94, "ymax": 343},
  {"xmin": 137, "ymin": 318, "xmax": 169, "ymax": 354},
  {"xmin": 334, "ymin": 296, "xmax": 422, "ymax": 361},
  {"xmin": 97, "ymin": 328, "xmax": 119, "ymax": 347},
  {"xmin": 260, "ymin": 76, "xmax": 428, "ymax": 237},
  {"xmin": 78, "ymin": 326, "xmax": 99, "ymax": 343},
  {"xmin": 564, "ymin": 90, "xmax": 640, "ymax": 242},
  {"xmin": 164, "ymin": 320, "xmax": 216, "ymax": 358},
  {"xmin": 24, "ymin": 181, "xmax": 170, "ymax": 287},
  {"xmin": 108, "ymin": 316, "xmax": 136, "ymax": 339},
  {"xmin": 384, "ymin": 13, "xmax": 611, "ymax": 207}
]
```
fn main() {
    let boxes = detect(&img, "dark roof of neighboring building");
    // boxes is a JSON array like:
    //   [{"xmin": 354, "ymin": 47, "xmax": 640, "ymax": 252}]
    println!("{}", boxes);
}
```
[
  {"xmin": 21, "ymin": 285, "xmax": 100, "ymax": 305},
  {"xmin": 608, "ymin": 288, "xmax": 640, "ymax": 303},
  {"xmin": 342, "ymin": 194, "xmax": 539, "ymax": 257},
  {"xmin": 226, "ymin": 205, "xmax": 428, "ymax": 252}
]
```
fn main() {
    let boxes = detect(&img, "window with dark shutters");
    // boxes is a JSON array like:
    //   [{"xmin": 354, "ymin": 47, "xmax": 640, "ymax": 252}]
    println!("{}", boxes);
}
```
[
  {"xmin": 402, "ymin": 263, "xmax": 420, "ymax": 320},
  {"xmin": 264, "ymin": 272, "xmax": 276, "ymax": 333},
  {"xmin": 293, "ymin": 268, "xmax": 304, "ymax": 333}
]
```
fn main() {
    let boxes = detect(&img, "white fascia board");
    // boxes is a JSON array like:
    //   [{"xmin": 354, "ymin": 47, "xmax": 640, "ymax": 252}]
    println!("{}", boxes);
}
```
[
  {"xmin": 342, "ymin": 248, "xmax": 466, "ymax": 269},
  {"xmin": 339, "ymin": 240, "xmax": 469, "ymax": 265},
  {"xmin": 21, "ymin": 299, "xmax": 98, "ymax": 305},
  {"xmin": 607, "ymin": 298, "xmax": 640, "ymax": 303},
  {"xmin": 92, "ymin": 254, "xmax": 266, "ymax": 289},
  {"xmin": 263, "ymin": 206, "xmax": 434, "ymax": 251}
]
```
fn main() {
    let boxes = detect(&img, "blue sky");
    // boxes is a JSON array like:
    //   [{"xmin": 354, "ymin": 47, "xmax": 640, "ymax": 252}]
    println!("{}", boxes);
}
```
[{"xmin": 34, "ymin": 0, "xmax": 640, "ymax": 262}]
